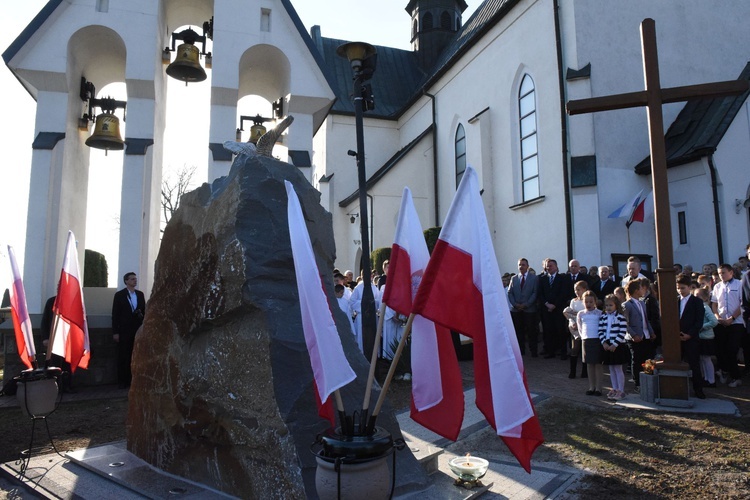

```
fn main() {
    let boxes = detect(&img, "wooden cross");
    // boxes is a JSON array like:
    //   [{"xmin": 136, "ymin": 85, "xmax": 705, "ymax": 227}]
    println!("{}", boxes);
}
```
[{"xmin": 567, "ymin": 19, "xmax": 749, "ymax": 399}]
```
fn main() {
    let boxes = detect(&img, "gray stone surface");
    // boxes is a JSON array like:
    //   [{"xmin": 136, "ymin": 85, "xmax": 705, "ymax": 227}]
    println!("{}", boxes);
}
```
[{"xmin": 126, "ymin": 152, "xmax": 426, "ymax": 498}]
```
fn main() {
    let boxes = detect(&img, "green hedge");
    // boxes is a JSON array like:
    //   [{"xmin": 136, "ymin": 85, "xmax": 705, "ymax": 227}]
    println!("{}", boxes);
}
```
[
  {"xmin": 84, "ymin": 249, "xmax": 108, "ymax": 287},
  {"xmin": 371, "ymin": 246, "xmax": 391, "ymax": 275},
  {"xmin": 423, "ymin": 227, "xmax": 441, "ymax": 255}
]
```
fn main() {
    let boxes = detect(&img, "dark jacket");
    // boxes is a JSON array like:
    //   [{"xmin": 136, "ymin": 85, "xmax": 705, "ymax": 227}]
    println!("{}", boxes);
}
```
[{"xmin": 112, "ymin": 288, "xmax": 146, "ymax": 338}]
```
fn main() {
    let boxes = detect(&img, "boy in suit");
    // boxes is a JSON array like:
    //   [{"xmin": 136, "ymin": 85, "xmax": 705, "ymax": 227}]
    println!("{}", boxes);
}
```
[
  {"xmin": 112, "ymin": 272, "xmax": 146, "ymax": 388},
  {"xmin": 677, "ymin": 274, "xmax": 706, "ymax": 398}
]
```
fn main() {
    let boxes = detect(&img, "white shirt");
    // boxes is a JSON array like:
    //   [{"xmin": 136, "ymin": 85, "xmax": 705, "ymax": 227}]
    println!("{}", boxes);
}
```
[
  {"xmin": 679, "ymin": 294, "xmax": 690, "ymax": 318},
  {"xmin": 711, "ymin": 278, "xmax": 744, "ymax": 325}
]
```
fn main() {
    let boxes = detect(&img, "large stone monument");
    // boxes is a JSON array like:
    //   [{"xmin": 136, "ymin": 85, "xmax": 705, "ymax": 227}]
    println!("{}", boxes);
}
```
[{"xmin": 126, "ymin": 144, "xmax": 426, "ymax": 497}]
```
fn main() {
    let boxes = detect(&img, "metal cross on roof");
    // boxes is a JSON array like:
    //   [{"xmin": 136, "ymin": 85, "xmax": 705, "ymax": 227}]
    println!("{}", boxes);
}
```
[{"xmin": 566, "ymin": 18, "xmax": 749, "ymax": 401}]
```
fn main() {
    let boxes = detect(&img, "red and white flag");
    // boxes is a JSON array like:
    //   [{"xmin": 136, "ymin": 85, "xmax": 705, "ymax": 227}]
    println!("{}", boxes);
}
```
[
  {"xmin": 286, "ymin": 181, "xmax": 356, "ymax": 425},
  {"xmin": 50, "ymin": 231, "xmax": 90, "ymax": 372},
  {"xmin": 382, "ymin": 188, "xmax": 464, "ymax": 441},
  {"xmin": 412, "ymin": 167, "xmax": 543, "ymax": 472},
  {"xmin": 7, "ymin": 245, "xmax": 36, "ymax": 369}
]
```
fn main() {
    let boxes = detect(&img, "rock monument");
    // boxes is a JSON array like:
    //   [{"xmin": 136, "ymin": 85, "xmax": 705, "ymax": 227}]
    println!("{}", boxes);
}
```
[{"xmin": 126, "ymin": 137, "xmax": 427, "ymax": 498}]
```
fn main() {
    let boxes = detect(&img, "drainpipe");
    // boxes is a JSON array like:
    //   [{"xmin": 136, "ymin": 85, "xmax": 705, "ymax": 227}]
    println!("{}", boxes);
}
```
[
  {"xmin": 367, "ymin": 193, "xmax": 374, "ymax": 250},
  {"xmin": 424, "ymin": 90, "xmax": 440, "ymax": 226},
  {"xmin": 707, "ymin": 154, "xmax": 725, "ymax": 263},
  {"xmin": 553, "ymin": 0, "xmax": 573, "ymax": 261}
]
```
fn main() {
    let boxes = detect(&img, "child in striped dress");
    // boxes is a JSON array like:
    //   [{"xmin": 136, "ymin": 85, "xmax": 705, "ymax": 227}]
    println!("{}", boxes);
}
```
[{"xmin": 599, "ymin": 294, "xmax": 628, "ymax": 400}]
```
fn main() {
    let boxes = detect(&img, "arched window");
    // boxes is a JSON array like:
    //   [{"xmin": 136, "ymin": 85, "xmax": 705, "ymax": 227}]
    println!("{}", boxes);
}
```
[
  {"xmin": 519, "ymin": 75, "xmax": 539, "ymax": 201},
  {"xmin": 440, "ymin": 11, "xmax": 452, "ymax": 30},
  {"xmin": 423, "ymin": 12, "xmax": 433, "ymax": 30},
  {"xmin": 455, "ymin": 124, "xmax": 466, "ymax": 188}
]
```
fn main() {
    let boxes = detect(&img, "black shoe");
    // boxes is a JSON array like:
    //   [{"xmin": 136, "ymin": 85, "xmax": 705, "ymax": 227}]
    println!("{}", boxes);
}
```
[
  {"xmin": 568, "ymin": 372, "xmax": 576, "ymax": 379},
  {"xmin": 694, "ymin": 390, "xmax": 706, "ymax": 400},
  {"xmin": 703, "ymin": 381, "xmax": 716, "ymax": 388},
  {"xmin": 593, "ymin": 391, "xmax": 602, "ymax": 397},
  {"xmin": 560, "ymin": 354, "xmax": 568, "ymax": 361},
  {"xmin": 585, "ymin": 390, "xmax": 596, "ymax": 396},
  {"xmin": 544, "ymin": 353, "xmax": 556, "ymax": 359}
]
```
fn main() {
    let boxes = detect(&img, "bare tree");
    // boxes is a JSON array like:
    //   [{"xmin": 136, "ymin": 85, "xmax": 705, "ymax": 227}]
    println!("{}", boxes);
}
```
[{"xmin": 161, "ymin": 164, "xmax": 197, "ymax": 231}]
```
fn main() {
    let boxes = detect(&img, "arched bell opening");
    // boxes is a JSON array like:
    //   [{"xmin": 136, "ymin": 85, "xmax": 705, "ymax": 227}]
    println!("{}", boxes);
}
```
[
  {"xmin": 238, "ymin": 44, "xmax": 292, "ymax": 159},
  {"xmin": 66, "ymin": 25, "xmax": 127, "ymax": 287}
]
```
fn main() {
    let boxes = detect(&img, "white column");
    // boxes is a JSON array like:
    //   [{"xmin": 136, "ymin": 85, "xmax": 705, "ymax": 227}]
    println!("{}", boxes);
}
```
[
  {"xmin": 23, "ymin": 91, "xmax": 90, "ymax": 313},
  {"xmin": 118, "ymin": 92, "xmax": 160, "ymax": 298},
  {"xmin": 208, "ymin": 87, "xmax": 238, "ymax": 182}
]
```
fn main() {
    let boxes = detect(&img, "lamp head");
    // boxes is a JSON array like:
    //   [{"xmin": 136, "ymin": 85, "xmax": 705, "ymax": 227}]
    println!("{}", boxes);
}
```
[{"xmin": 336, "ymin": 42, "xmax": 377, "ymax": 71}]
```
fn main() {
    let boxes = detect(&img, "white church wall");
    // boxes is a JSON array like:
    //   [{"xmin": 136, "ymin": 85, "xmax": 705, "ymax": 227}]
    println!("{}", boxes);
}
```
[
  {"xmin": 570, "ymin": 0, "xmax": 750, "ymax": 267},
  {"xmin": 424, "ymin": 0, "xmax": 565, "ymax": 274},
  {"xmin": 666, "ymin": 160, "xmax": 717, "ymax": 271},
  {"xmin": 713, "ymin": 100, "xmax": 750, "ymax": 263}
]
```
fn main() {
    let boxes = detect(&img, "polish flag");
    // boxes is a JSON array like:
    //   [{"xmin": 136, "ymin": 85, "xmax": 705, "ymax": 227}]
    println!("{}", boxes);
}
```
[
  {"xmin": 382, "ymin": 188, "xmax": 464, "ymax": 441},
  {"xmin": 286, "ymin": 181, "xmax": 356, "ymax": 425},
  {"xmin": 608, "ymin": 189, "xmax": 644, "ymax": 219},
  {"xmin": 50, "ymin": 231, "xmax": 90, "ymax": 372},
  {"xmin": 7, "ymin": 245, "xmax": 36, "ymax": 369},
  {"xmin": 627, "ymin": 190, "xmax": 651, "ymax": 226},
  {"xmin": 412, "ymin": 167, "xmax": 544, "ymax": 472}
]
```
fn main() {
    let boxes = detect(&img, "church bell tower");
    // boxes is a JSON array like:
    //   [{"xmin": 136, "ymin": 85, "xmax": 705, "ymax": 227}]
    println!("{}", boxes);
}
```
[{"xmin": 406, "ymin": 0, "xmax": 468, "ymax": 70}]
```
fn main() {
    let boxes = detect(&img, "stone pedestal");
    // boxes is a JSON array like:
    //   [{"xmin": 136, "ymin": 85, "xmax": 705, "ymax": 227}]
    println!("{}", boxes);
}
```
[{"xmin": 639, "ymin": 372, "xmax": 658, "ymax": 403}]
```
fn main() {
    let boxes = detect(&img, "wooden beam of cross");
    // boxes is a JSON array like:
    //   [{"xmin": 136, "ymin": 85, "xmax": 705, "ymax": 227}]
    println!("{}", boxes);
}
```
[{"xmin": 566, "ymin": 19, "xmax": 749, "ymax": 385}]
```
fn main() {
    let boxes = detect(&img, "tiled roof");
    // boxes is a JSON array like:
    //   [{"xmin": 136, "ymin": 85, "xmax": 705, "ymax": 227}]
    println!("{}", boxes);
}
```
[
  {"xmin": 317, "ymin": 0, "xmax": 522, "ymax": 119},
  {"xmin": 634, "ymin": 62, "xmax": 750, "ymax": 174},
  {"xmin": 315, "ymin": 36, "xmax": 426, "ymax": 118}
]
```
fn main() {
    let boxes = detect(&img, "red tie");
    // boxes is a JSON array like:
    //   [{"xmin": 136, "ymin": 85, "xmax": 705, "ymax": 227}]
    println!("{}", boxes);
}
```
[{"xmin": 520, "ymin": 274, "xmax": 526, "ymax": 289}]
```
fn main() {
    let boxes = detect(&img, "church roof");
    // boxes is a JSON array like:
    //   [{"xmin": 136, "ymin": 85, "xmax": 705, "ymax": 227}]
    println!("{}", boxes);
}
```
[
  {"xmin": 634, "ymin": 62, "xmax": 750, "ymax": 174},
  {"xmin": 316, "ymin": 0, "xmax": 522, "ymax": 119},
  {"xmin": 313, "ymin": 35, "xmax": 426, "ymax": 119},
  {"xmin": 421, "ymin": 0, "xmax": 520, "ymax": 87}
]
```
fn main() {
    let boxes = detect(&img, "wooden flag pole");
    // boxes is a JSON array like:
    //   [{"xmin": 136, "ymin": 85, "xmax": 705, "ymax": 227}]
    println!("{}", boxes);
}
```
[
  {"xmin": 362, "ymin": 302, "xmax": 387, "ymax": 415},
  {"xmin": 365, "ymin": 313, "xmax": 416, "ymax": 434},
  {"xmin": 45, "ymin": 313, "xmax": 61, "ymax": 362}
]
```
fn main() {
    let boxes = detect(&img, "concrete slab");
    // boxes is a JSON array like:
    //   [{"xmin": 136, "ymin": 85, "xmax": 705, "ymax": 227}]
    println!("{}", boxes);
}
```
[
  {"xmin": 615, "ymin": 394, "xmax": 739, "ymax": 415},
  {"xmin": 66, "ymin": 442, "xmax": 234, "ymax": 499}
]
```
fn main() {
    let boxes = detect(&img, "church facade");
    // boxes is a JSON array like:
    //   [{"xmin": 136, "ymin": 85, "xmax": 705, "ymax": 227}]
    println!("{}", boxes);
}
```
[
  {"xmin": 5, "ymin": 0, "xmax": 750, "ymax": 313},
  {"xmin": 315, "ymin": 0, "xmax": 750, "ymax": 276}
]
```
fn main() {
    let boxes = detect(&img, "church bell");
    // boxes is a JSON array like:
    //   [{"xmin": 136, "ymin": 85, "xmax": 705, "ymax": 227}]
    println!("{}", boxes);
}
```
[
  {"xmin": 248, "ymin": 123, "xmax": 267, "ymax": 144},
  {"xmin": 166, "ymin": 43, "xmax": 207, "ymax": 83},
  {"xmin": 85, "ymin": 112, "xmax": 125, "ymax": 154}
]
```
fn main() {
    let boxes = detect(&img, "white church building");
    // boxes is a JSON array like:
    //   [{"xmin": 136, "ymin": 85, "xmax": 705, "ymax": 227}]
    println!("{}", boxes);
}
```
[{"xmin": 4, "ymin": 0, "xmax": 750, "ymax": 315}]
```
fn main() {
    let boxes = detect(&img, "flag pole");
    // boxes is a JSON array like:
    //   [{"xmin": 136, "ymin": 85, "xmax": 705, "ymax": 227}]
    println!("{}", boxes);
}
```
[
  {"xmin": 365, "ymin": 313, "xmax": 416, "ymax": 434},
  {"xmin": 45, "ymin": 313, "xmax": 61, "ymax": 363},
  {"xmin": 626, "ymin": 221, "xmax": 632, "ymax": 253},
  {"xmin": 334, "ymin": 390, "xmax": 352, "ymax": 434},
  {"xmin": 361, "ymin": 302, "xmax": 387, "ymax": 424}
]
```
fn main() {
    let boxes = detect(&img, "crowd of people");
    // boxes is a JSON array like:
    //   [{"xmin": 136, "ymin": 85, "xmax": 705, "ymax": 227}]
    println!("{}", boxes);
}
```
[
  {"xmin": 332, "ymin": 245, "xmax": 750, "ymax": 400},
  {"xmin": 506, "ymin": 246, "xmax": 750, "ymax": 400},
  {"xmin": 332, "ymin": 261, "xmax": 413, "ymax": 379}
]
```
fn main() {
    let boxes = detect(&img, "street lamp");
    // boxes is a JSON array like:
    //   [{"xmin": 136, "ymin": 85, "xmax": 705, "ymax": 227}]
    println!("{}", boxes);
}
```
[{"xmin": 337, "ymin": 41, "xmax": 377, "ymax": 360}]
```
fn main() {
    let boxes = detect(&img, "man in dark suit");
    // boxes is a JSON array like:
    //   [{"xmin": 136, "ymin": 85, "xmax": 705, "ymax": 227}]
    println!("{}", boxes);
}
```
[
  {"xmin": 594, "ymin": 265, "xmax": 616, "ymax": 303},
  {"xmin": 567, "ymin": 259, "xmax": 591, "ymax": 288},
  {"xmin": 538, "ymin": 259, "xmax": 572, "ymax": 359},
  {"xmin": 508, "ymin": 258, "xmax": 539, "ymax": 356},
  {"xmin": 112, "ymin": 272, "xmax": 146, "ymax": 388},
  {"xmin": 677, "ymin": 273, "xmax": 706, "ymax": 399}
]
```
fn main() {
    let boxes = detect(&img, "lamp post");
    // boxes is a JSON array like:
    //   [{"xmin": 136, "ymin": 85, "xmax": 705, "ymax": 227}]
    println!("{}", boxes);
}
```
[{"xmin": 337, "ymin": 41, "xmax": 377, "ymax": 362}]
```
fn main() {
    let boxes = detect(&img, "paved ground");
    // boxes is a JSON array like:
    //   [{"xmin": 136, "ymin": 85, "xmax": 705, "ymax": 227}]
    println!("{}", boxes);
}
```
[{"xmin": 0, "ymin": 352, "xmax": 745, "ymax": 499}]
